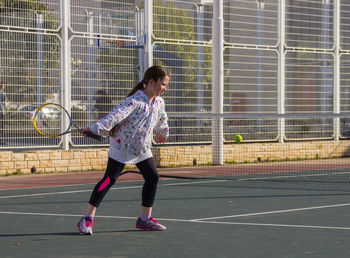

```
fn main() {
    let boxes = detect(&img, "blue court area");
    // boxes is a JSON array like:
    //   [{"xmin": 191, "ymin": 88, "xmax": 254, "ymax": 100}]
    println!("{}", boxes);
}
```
[{"xmin": 1, "ymin": 177, "xmax": 350, "ymax": 258}]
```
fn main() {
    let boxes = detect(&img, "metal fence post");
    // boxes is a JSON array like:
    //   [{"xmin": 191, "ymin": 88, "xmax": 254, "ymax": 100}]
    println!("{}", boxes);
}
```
[
  {"xmin": 278, "ymin": 0, "xmax": 286, "ymax": 143},
  {"xmin": 333, "ymin": 0, "xmax": 340, "ymax": 140},
  {"xmin": 212, "ymin": 0, "xmax": 224, "ymax": 165},
  {"xmin": 144, "ymin": 0, "xmax": 153, "ymax": 69},
  {"xmin": 61, "ymin": 0, "xmax": 71, "ymax": 150}
]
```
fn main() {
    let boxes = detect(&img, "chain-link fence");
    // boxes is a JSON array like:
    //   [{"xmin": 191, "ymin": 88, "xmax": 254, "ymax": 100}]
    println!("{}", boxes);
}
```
[{"xmin": 0, "ymin": 0, "xmax": 350, "ymax": 150}]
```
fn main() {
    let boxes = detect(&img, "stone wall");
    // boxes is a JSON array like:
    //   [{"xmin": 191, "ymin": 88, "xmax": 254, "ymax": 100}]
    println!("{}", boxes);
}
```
[{"xmin": 0, "ymin": 149, "xmax": 109, "ymax": 175}]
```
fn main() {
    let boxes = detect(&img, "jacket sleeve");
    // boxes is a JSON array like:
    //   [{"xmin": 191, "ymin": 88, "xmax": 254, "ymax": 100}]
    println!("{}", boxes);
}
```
[
  {"xmin": 154, "ymin": 98, "xmax": 169, "ymax": 139},
  {"xmin": 89, "ymin": 96, "xmax": 136, "ymax": 136}
]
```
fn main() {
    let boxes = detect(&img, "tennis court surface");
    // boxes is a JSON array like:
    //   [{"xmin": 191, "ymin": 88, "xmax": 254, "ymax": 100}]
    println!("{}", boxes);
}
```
[{"xmin": 1, "ymin": 166, "xmax": 350, "ymax": 258}]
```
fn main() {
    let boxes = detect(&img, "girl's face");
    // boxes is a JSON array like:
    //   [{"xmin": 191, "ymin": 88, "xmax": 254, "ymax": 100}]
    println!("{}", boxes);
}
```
[{"xmin": 152, "ymin": 76, "xmax": 169, "ymax": 97}]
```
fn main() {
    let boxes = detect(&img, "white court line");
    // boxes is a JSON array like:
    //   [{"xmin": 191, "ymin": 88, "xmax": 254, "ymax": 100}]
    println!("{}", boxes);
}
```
[
  {"xmin": 1, "ymin": 211, "xmax": 350, "ymax": 231},
  {"xmin": 192, "ymin": 202, "xmax": 350, "ymax": 221},
  {"xmin": 0, "ymin": 185, "xmax": 142, "ymax": 199},
  {"xmin": 0, "ymin": 182, "xmax": 97, "ymax": 192},
  {"xmin": 243, "ymin": 171, "xmax": 350, "ymax": 181},
  {"xmin": 0, "ymin": 211, "xmax": 136, "ymax": 220},
  {"xmin": 0, "ymin": 180, "xmax": 225, "ymax": 199},
  {"xmin": 161, "ymin": 179, "xmax": 227, "ymax": 186}
]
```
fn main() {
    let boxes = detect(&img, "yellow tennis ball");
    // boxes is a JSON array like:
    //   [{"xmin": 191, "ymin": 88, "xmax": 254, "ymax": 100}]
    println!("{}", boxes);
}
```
[{"xmin": 234, "ymin": 134, "xmax": 242, "ymax": 143}]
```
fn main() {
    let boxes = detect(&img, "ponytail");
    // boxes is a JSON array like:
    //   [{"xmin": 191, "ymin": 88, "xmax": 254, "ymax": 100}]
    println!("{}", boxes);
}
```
[
  {"xmin": 127, "ymin": 81, "xmax": 145, "ymax": 97},
  {"xmin": 126, "ymin": 65, "xmax": 170, "ymax": 97}
]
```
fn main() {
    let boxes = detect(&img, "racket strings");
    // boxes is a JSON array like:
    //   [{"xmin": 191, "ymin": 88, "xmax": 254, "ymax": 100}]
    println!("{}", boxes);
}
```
[{"xmin": 34, "ymin": 104, "xmax": 68, "ymax": 137}]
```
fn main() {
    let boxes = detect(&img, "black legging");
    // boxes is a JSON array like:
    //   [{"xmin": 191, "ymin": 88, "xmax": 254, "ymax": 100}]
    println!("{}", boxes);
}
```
[{"xmin": 89, "ymin": 157, "xmax": 159, "ymax": 208}]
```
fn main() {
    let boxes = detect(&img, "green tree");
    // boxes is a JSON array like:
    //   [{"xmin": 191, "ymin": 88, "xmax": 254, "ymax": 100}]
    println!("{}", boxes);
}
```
[
  {"xmin": 0, "ymin": 0, "xmax": 60, "ymax": 103},
  {"xmin": 152, "ymin": 0, "xmax": 212, "ymax": 112}
]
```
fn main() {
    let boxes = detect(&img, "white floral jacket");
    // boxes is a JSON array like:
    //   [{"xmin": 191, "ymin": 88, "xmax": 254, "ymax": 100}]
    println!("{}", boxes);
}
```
[{"xmin": 89, "ymin": 90, "xmax": 169, "ymax": 159}]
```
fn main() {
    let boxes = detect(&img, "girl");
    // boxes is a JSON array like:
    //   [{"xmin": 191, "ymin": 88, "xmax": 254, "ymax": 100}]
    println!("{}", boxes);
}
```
[{"xmin": 77, "ymin": 65, "xmax": 170, "ymax": 235}]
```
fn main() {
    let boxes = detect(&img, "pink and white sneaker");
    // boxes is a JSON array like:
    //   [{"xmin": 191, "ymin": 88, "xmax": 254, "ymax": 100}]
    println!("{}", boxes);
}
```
[
  {"xmin": 77, "ymin": 216, "xmax": 96, "ymax": 235},
  {"xmin": 136, "ymin": 217, "xmax": 166, "ymax": 231}
]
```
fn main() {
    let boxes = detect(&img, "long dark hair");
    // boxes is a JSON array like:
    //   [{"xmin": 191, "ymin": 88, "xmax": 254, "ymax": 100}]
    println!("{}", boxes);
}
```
[{"xmin": 127, "ymin": 65, "xmax": 170, "ymax": 97}]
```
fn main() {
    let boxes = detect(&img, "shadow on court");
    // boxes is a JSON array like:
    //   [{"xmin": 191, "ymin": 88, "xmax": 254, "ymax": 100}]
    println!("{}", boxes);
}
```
[
  {"xmin": 1, "ymin": 173, "xmax": 350, "ymax": 258},
  {"xmin": 0, "ymin": 229, "xmax": 140, "ymax": 238}
]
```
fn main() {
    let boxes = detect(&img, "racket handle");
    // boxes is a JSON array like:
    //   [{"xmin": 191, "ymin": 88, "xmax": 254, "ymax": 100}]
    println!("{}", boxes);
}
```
[{"xmin": 83, "ymin": 131, "xmax": 103, "ymax": 141}]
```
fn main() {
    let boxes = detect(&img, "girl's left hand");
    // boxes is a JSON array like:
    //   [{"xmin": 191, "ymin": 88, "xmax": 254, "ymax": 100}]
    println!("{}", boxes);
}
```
[{"xmin": 155, "ymin": 133, "xmax": 167, "ymax": 143}]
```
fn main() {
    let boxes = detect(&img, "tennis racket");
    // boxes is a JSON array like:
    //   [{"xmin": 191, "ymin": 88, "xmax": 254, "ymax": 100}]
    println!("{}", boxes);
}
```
[{"xmin": 33, "ymin": 103, "xmax": 102, "ymax": 141}]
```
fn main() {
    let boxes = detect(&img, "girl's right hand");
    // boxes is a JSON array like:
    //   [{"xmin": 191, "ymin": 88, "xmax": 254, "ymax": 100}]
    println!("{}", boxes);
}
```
[{"xmin": 81, "ymin": 128, "xmax": 91, "ymax": 137}]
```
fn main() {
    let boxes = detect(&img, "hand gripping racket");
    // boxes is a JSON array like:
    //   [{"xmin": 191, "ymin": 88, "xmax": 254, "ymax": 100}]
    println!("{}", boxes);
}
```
[{"xmin": 33, "ymin": 103, "xmax": 102, "ymax": 141}]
